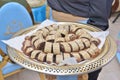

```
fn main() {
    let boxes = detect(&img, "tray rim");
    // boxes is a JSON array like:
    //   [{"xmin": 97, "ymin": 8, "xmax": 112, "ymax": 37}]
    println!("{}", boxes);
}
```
[{"xmin": 7, "ymin": 22, "xmax": 117, "ymax": 75}]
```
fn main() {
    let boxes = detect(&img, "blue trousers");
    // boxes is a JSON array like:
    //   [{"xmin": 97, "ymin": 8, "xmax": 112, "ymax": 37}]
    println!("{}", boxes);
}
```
[{"xmin": 57, "ymin": 75, "xmax": 78, "ymax": 80}]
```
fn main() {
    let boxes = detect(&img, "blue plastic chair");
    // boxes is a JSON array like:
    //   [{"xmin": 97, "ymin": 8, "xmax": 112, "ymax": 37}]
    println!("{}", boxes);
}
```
[{"xmin": 0, "ymin": 2, "xmax": 33, "ymax": 80}]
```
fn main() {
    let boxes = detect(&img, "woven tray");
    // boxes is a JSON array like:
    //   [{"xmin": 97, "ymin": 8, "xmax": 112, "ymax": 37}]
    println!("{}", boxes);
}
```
[{"xmin": 7, "ymin": 22, "xmax": 117, "ymax": 75}]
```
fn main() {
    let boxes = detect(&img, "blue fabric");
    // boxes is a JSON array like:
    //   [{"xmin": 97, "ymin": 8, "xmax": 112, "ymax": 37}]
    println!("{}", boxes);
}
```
[
  {"xmin": 0, "ymin": 2, "xmax": 33, "ymax": 53},
  {"xmin": 57, "ymin": 75, "xmax": 78, "ymax": 80},
  {"xmin": 2, "ymin": 62, "xmax": 23, "ymax": 75},
  {"xmin": 116, "ymin": 52, "xmax": 120, "ymax": 63},
  {"xmin": 32, "ymin": 5, "xmax": 46, "ymax": 23}
]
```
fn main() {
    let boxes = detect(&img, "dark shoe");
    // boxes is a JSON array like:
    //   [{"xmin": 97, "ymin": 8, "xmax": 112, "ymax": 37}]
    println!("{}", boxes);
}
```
[{"xmin": 88, "ymin": 68, "xmax": 102, "ymax": 80}]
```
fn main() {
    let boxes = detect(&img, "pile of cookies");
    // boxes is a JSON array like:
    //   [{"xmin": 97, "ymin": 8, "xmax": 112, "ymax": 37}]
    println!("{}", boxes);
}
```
[{"xmin": 22, "ymin": 24, "xmax": 101, "ymax": 64}]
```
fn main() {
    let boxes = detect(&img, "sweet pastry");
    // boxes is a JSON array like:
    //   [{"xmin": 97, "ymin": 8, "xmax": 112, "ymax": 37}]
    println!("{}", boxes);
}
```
[
  {"xmin": 60, "ymin": 42, "xmax": 71, "ymax": 53},
  {"xmin": 24, "ymin": 47, "xmax": 34, "ymax": 56},
  {"xmin": 46, "ymin": 53, "xmax": 54, "ymax": 63},
  {"xmin": 81, "ymin": 38, "xmax": 90, "ymax": 48},
  {"xmin": 53, "ymin": 43, "xmax": 61, "ymax": 54},
  {"xmin": 37, "ymin": 51, "xmax": 46, "ymax": 62},
  {"xmin": 44, "ymin": 42, "xmax": 53, "ymax": 53},
  {"xmin": 65, "ymin": 34, "xmax": 77, "ymax": 41},
  {"xmin": 30, "ymin": 50, "xmax": 41, "ymax": 59},
  {"xmin": 79, "ymin": 51, "xmax": 91, "ymax": 60},
  {"xmin": 56, "ymin": 55, "xmax": 63, "ymax": 64},
  {"xmin": 75, "ymin": 39, "xmax": 84, "ymax": 50},
  {"xmin": 55, "ymin": 37, "xmax": 65, "ymax": 42},
  {"xmin": 75, "ymin": 28, "xmax": 86, "ymax": 36},
  {"xmin": 22, "ymin": 39, "xmax": 31, "ymax": 51},
  {"xmin": 41, "ymin": 28, "xmax": 49, "ymax": 37},
  {"xmin": 22, "ymin": 24, "xmax": 101, "ymax": 64},
  {"xmin": 46, "ymin": 35, "xmax": 55, "ymax": 42},
  {"xmin": 90, "ymin": 37, "xmax": 101, "ymax": 46},
  {"xmin": 63, "ymin": 53, "xmax": 71, "ymax": 60},
  {"xmin": 86, "ymin": 48, "xmax": 96, "ymax": 58},
  {"xmin": 34, "ymin": 38, "xmax": 45, "ymax": 49},
  {"xmin": 68, "ymin": 41, "xmax": 79, "ymax": 52}
]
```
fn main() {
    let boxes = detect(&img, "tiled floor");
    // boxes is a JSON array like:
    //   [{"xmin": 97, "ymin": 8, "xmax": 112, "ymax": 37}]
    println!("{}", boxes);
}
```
[{"xmin": 5, "ymin": 14, "xmax": 120, "ymax": 80}]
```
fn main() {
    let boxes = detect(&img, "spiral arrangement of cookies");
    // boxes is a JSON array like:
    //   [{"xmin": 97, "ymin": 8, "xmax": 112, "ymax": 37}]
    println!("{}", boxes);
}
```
[{"xmin": 22, "ymin": 24, "xmax": 101, "ymax": 64}]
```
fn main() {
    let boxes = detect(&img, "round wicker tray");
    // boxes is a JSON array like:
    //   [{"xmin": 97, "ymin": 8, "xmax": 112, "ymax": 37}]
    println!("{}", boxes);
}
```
[{"xmin": 7, "ymin": 22, "xmax": 117, "ymax": 75}]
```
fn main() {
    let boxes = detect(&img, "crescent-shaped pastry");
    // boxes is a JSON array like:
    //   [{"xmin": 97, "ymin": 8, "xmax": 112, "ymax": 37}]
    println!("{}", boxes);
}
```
[
  {"xmin": 55, "ymin": 38, "xmax": 65, "ymax": 43},
  {"xmin": 31, "ymin": 36, "xmax": 39, "ymax": 45},
  {"xmin": 56, "ymin": 55, "xmax": 63, "ymax": 64},
  {"xmin": 63, "ymin": 53, "xmax": 71, "ymax": 60},
  {"xmin": 44, "ymin": 42, "xmax": 53, "ymax": 53},
  {"xmin": 79, "ymin": 51, "xmax": 91, "ymax": 60},
  {"xmin": 46, "ymin": 25, "xmax": 54, "ymax": 31},
  {"xmin": 53, "ymin": 43, "xmax": 61, "ymax": 54},
  {"xmin": 25, "ymin": 47, "xmax": 34, "ymax": 56},
  {"xmin": 46, "ymin": 53, "xmax": 54, "ymax": 63},
  {"xmin": 81, "ymin": 38, "xmax": 90, "ymax": 48},
  {"xmin": 69, "ymin": 24, "xmax": 76, "ymax": 32},
  {"xmin": 68, "ymin": 41, "xmax": 79, "ymax": 52},
  {"xmin": 37, "ymin": 52, "xmax": 46, "ymax": 62},
  {"xmin": 75, "ymin": 39, "xmax": 84, "ymax": 50},
  {"xmin": 22, "ymin": 40, "xmax": 31, "ymax": 51},
  {"xmin": 90, "ymin": 37, "xmax": 101, "ymax": 46},
  {"xmin": 41, "ymin": 28, "xmax": 49, "ymax": 37},
  {"xmin": 25, "ymin": 36, "xmax": 31, "ymax": 40},
  {"xmin": 58, "ymin": 29, "xmax": 68, "ymax": 37},
  {"xmin": 60, "ymin": 42, "xmax": 71, "ymax": 53},
  {"xmin": 79, "ymin": 32, "xmax": 92, "ymax": 40},
  {"xmin": 86, "ymin": 48, "xmax": 96, "ymax": 58},
  {"xmin": 64, "ymin": 25, "xmax": 70, "ymax": 33},
  {"xmin": 65, "ymin": 34, "xmax": 77, "ymax": 42},
  {"xmin": 30, "ymin": 50, "xmax": 41, "ymax": 59},
  {"xmin": 49, "ymin": 31, "xmax": 57, "ymax": 35},
  {"xmin": 75, "ymin": 29, "xmax": 87, "ymax": 36},
  {"xmin": 46, "ymin": 35, "xmax": 55, "ymax": 42},
  {"xmin": 55, "ymin": 32, "xmax": 61, "ymax": 38},
  {"xmin": 52, "ymin": 24, "xmax": 58, "ymax": 30},
  {"xmin": 90, "ymin": 43, "xmax": 100, "ymax": 55},
  {"xmin": 71, "ymin": 27, "xmax": 81, "ymax": 33},
  {"xmin": 34, "ymin": 38, "xmax": 45, "ymax": 49},
  {"xmin": 58, "ymin": 24, "xmax": 65, "ymax": 30}
]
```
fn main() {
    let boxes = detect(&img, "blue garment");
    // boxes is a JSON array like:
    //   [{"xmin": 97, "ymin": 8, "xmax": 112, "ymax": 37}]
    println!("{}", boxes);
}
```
[
  {"xmin": 116, "ymin": 52, "xmax": 120, "ymax": 63},
  {"xmin": 32, "ymin": 5, "xmax": 46, "ymax": 23},
  {"xmin": 57, "ymin": 75, "xmax": 78, "ymax": 80}
]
